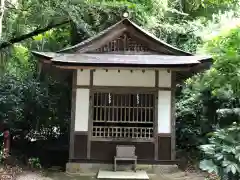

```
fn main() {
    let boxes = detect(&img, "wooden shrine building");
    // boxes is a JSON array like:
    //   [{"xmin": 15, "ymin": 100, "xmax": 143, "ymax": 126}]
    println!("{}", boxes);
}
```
[{"xmin": 32, "ymin": 18, "xmax": 211, "ymax": 167}]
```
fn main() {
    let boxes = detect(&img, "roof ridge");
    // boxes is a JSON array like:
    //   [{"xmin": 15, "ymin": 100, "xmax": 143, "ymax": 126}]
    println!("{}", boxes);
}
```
[
  {"xmin": 57, "ymin": 18, "xmax": 192, "ymax": 55},
  {"xmin": 58, "ymin": 18, "xmax": 127, "ymax": 53}
]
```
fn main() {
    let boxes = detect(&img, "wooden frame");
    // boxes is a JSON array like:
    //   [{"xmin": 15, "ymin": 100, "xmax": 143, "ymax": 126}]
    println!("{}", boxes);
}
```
[
  {"xmin": 69, "ymin": 70, "xmax": 77, "ymax": 160},
  {"xmin": 114, "ymin": 145, "xmax": 137, "ymax": 171},
  {"xmin": 53, "ymin": 65, "xmax": 194, "ymax": 72},
  {"xmin": 91, "ymin": 87, "xmax": 158, "ymax": 93},
  {"xmin": 154, "ymin": 70, "xmax": 159, "ymax": 160},
  {"xmin": 171, "ymin": 72, "xmax": 176, "ymax": 160},
  {"xmin": 90, "ymin": 88, "xmax": 156, "ymax": 141},
  {"xmin": 91, "ymin": 137, "xmax": 154, "ymax": 142},
  {"xmin": 77, "ymin": 26, "xmax": 127, "ymax": 53},
  {"xmin": 52, "ymin": 64, "xmax": 195, "ymax": 71},
  {"xmin": 91, "ymin": 33, "xmax": 152, "ymax": 53},
  {"xmin": 74, "ymin": 131, "xmax": 89, "ymax": 135},
  {"xmin": 127, "ymin": 26, "xmax": 173, "ymax": 54},
  {"xmin": 70, "ymin": 69, "xmax": 174, "ymax": 162},
  {"xmin": 87, "ymin": 70, "xmax": 94, "ymax": 159},
  {"xmin": 89, "ymin": 86, "xmax": 171, "ymax": 91}
]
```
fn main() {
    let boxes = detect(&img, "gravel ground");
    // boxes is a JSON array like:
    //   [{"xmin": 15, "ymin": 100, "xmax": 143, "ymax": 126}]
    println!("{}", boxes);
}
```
[
  {"xmin": 16, "ymin": 172, "xmax": 95, "ymax": 180},
  {"xmin": 15, "ymin": 171, "xmax": 207, "ymax": 180},
  {"xmin": 16, "ymin": 172, "xmax": 52, "ymax": 180}
]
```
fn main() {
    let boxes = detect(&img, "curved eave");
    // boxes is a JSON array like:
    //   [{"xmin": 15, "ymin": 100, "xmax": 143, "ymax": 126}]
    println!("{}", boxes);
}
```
[
  {"xmin": 49, "ymin": 61, "xmax": 207, "ymax": 70},
  {"xmin": 32, "ymin": 51, "xmax": 212, "ymax": 70},
  {"xmin": 32, "ymin": 51, "xmax": 57, "ymax": 59}
]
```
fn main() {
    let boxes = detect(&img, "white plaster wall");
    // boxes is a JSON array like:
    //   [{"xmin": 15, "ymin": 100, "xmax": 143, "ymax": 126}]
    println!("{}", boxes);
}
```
[
  {"xmin": 75, "ymin": 89, "xmax": 89, "ymax": 131},
  {"xmin": 93, "ymin": 69, "xmax": 155, "ymax": 87},
  {"xmin": 158, "ymin": 70, "xmax": 171, "ymax": 88},
  {"xmin": 77, "ymin": 70, "xmax": 90, "ymax": 86},
  {"xmin": 158, "ymin": 90, "xmax": 171, "ymax": 133}
]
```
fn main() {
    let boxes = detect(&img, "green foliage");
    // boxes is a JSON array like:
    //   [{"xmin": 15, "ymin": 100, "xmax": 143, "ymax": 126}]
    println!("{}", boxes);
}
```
[
  {"xmin": 0, "ymin": 71, "xmax": 71, "ymax": 140},
  {"xmin": 176, "ymin": 73, "xmax": 240, "ymax": 160},
  {"xmin": 176, "ymin": 75, "xmax": 220, "ymax": 157},
  {"xmin": 202, "ymin": 27, "xmax": 240, "ymax": 97},
  {"xmin": 0, "ymin": 145, "xmax": 4, "ymax": 163},
  {"xmin": 2, "ymin": 0, "xmax": 240, "ymax": 55},
  {"xmin": 176, "ymin": 22, "xmax": 240, "ymax": 161},
  {"xmin": 199, "ymin": 123, "xmax": 240, "ymax": 179},
  {"xmin": 28, "ymin": 157, "xmax": 42, "ymax": 169}
]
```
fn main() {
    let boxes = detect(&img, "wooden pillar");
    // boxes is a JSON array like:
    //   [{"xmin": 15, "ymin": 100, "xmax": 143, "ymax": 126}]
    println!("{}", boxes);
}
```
[
  {"xmin": 69, "ymin": 70, "xmax": 77, "ymax": 160},
  {"xmin": 171, "ymin": 71, "xmax": 176, "ymax": 160},
  {"xmin": 87, "ymin": 70, "xmax": 93, "ymax": 159},
  {"xmin": 154, "ymin": 70, "xmax": 159, "ymax": 160}
]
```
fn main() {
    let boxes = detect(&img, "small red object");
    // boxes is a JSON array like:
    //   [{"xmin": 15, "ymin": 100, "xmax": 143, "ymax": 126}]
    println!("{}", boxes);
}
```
[{"xmin": 3, "ymin": 130, "xmax": 10, "ymax": 159}]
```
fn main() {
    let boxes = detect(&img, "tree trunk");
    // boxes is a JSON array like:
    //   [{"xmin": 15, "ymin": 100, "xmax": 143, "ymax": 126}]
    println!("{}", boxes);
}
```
[{"xmin": 0, "ymin": 20, "xmax": 69, "ymax": 49}]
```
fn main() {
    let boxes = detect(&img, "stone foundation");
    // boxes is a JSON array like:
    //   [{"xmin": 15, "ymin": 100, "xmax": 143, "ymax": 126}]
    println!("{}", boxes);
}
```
[{"xmin": 66, "ymin": 162, "xmax": 178, "ymax": 175}]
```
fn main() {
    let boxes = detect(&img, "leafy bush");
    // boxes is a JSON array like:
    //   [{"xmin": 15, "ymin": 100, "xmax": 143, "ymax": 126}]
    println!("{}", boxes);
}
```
[
  {"xmin": 28, "ymin": 157, "xmax": 42, "ymax": 169},
  {"xmin": 0, "ymin": 70, "xmax": 71, "ymax": 146},
  {"xmin": 176, "ymin": 75, "xmax": 223, "ymax": 159},
  {"xmin": 176, "ymin": 26, "xmax": 240, "ymax": 161},
  {"xmin": 199, "ymin": 122, "xmax": 240, "ymax": 180}
]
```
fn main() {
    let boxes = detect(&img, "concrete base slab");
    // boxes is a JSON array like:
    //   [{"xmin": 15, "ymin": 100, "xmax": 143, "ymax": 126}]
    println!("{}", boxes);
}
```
[
  {"xmin": 65, "ymin": 163, "xmax": 205, "ymax": 180},
  {"xmin": 97, "ymin": 170, "xmax": 149, "ymax": 180},
  {"xmin": 66, "ymin": 162, "xmax": 179, "ymax": 174}
]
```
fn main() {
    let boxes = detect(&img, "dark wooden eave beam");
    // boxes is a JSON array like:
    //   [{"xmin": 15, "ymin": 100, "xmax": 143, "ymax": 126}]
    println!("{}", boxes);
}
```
[{"xmin": 51, "ymin": 64, "xmax": 196, "ymax": 71}]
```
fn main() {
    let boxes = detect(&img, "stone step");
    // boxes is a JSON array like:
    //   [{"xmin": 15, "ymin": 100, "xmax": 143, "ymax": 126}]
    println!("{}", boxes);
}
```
[{"xmin": 97, "ymin": 170, "xmax": 149, "ymax": 180}]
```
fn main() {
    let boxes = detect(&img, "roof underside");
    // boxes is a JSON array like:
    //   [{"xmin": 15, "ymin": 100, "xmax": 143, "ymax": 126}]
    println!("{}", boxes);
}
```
[
  {"xmin": 32, "ymin": 18, "xmax": 211, "ymax": 69},
  {"xmin": 33, "ymin": 52, "xmax": 210, "ymax": 68}
]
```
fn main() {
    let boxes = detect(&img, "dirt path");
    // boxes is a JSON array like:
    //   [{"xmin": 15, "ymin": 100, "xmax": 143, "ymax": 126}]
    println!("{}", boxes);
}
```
[
  {"xmin": 16, "ymin": 172, "xmax": 94, "ymax": 180},
  {"xmin": 16, "ymin": 172, "xmax": 52, "ymax": 180},
  {"xmin": 15, "ymin": 171, "xmax": 206, "ymax": 180}
]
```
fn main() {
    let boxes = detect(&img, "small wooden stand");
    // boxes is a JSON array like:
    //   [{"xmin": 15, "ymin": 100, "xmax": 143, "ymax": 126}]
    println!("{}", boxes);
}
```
[{"xmin": 114, "ymin": 145, "xmax": 137, "ymax": 172}]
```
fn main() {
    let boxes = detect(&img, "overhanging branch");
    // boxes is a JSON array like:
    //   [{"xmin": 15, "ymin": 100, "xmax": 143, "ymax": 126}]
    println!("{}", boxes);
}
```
[{"xmin": 0, "ymin": 20, "xmax": 70, "ymax": 49}]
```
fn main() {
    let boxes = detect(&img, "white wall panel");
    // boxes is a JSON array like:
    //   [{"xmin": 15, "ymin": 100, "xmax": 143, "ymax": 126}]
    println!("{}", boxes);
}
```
[
  {"xmin": 93, "ymin": 70, "xmax": 155, "ymax": 87},
  {"xmin": 75, "ymin": 89, "xmax": 89, "ymax": 131},
  {"xmin": 77, "ymin": 70, "xmax": 90, "ymax": 86},
  {"xmin": 158, "ymin": 90, "xmax": 171, "ymax": 133},
  {"xmin": 158, "ymin": 70, "xmax": 171, "ymax": 88}
]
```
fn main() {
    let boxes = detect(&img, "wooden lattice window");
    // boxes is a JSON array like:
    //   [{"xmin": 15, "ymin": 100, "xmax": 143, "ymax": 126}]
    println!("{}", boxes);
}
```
[
  {"xmin": 92, "ymin": 90, "xmax": 155, "ymax": 140},
  {"xmin": 92, "ymin": 33, "xmax": 151, "ymax": 53}
]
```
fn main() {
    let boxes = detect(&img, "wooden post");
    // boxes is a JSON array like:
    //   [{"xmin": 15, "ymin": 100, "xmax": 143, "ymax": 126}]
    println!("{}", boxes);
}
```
[{"xmin": 154, "ymin": 70, "xmax": 159, "ymax": 160}]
